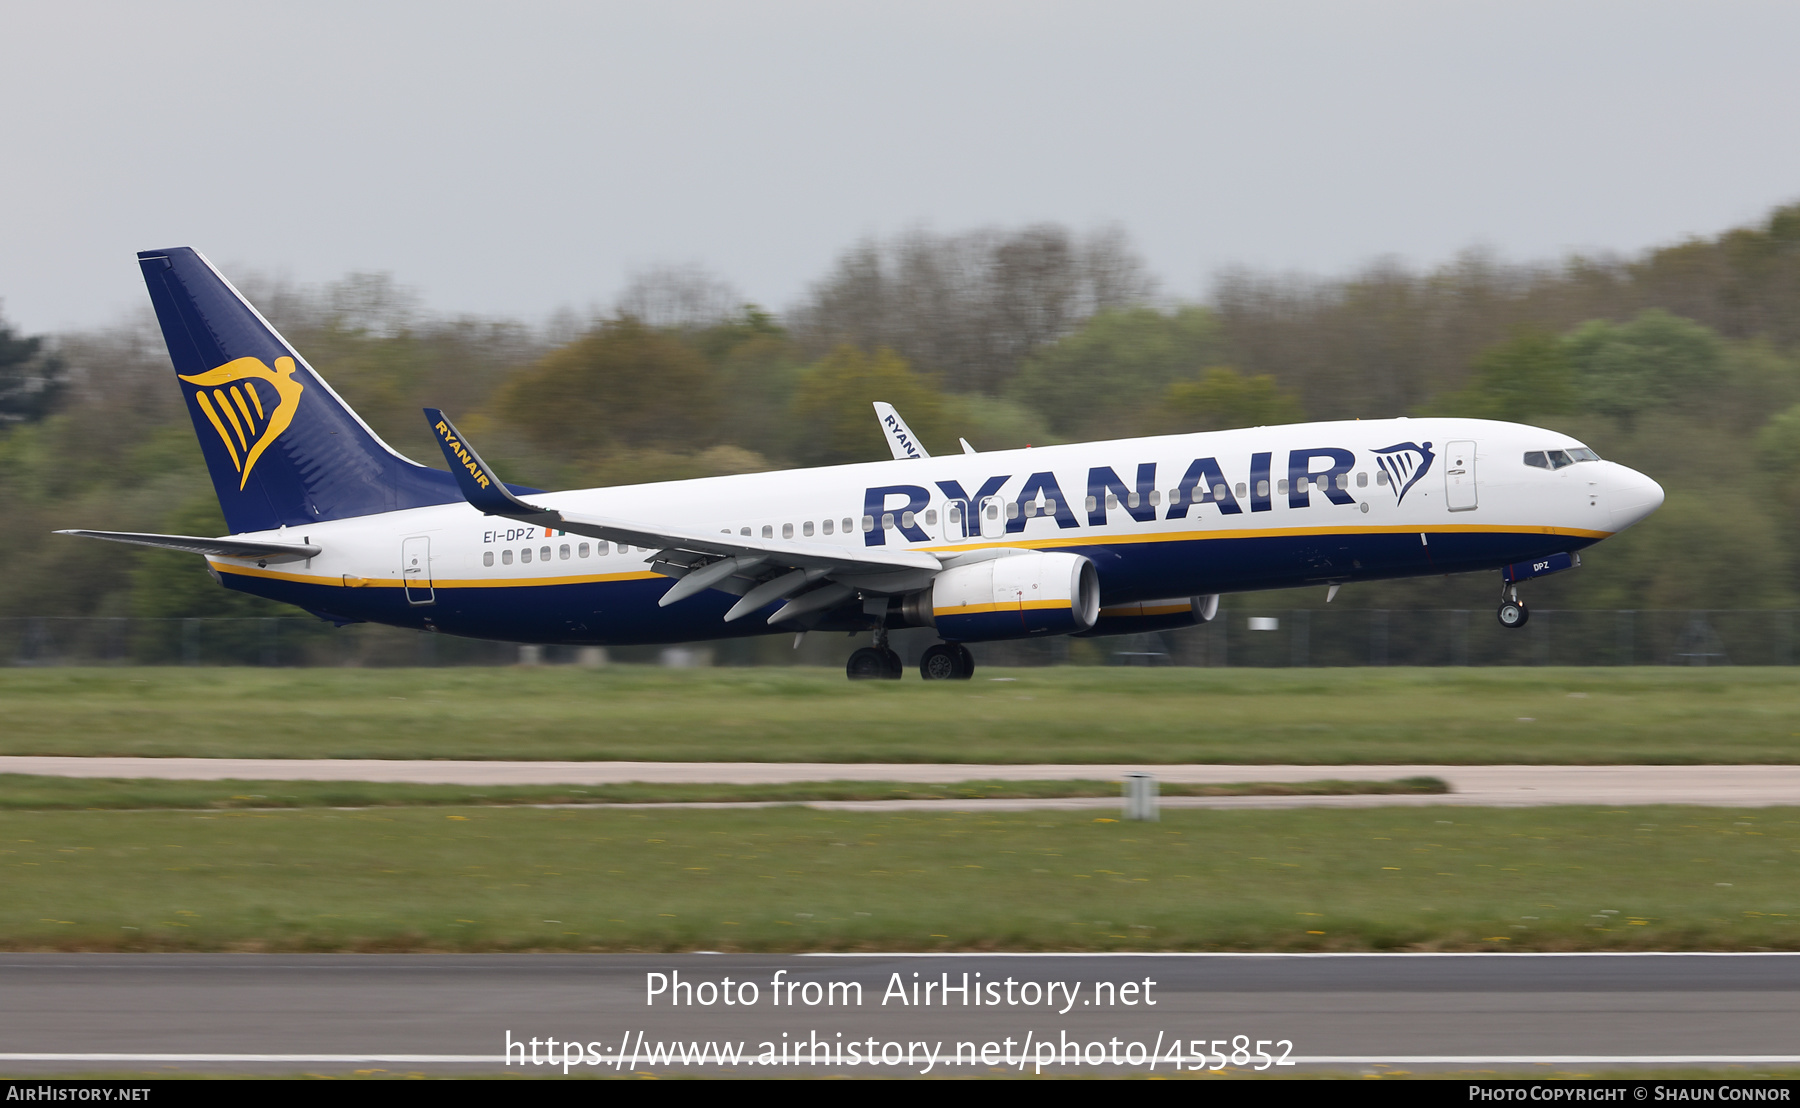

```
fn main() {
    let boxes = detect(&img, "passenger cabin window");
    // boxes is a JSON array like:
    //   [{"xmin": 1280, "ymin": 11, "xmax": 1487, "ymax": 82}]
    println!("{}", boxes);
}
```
[
  {"xmin": 559, "ymin": 544, "xmax": 570, "ymax": 560},
  {"xmin": 1356, "ymin": 472, "xmax": 1368, "ymax": 488},
  {"xmin": 843, "ymin": 518, "xmax": 854, "ymax": 533},
  {"xmin": 1376, "ymin": 472, "xmax": 1389, "ymax": 486},
  {"xmin": 483, "ymin": 551, "xmax": 494, "ymax": 567},
  {"xmin": 803, "ymin": 521, "xmax": 814, "ymax": 537},
  {"xmin": 597, "ymin": 542, "xmax": 608, "ymax": 556},
  {"xmin": 578, "ymin": 543, "xmax": 589, "ymax": 558},
  {"xmin": 1256, "ymin": 480, "xmax": 1270, "ymax": 497},
  {"xmin": 823, "ymin": 519, "xmax": 834, "ymax": 535},
  {"xmin": 925, "ymin": 509, "xmax": 937, "ymax": 525},
  {"xmin": 782, "ymin": 523, "xmax": 793, "ymax": 539},
  {"xmin": 861, "ymin": 515, "xmax": 874, "ymax": 532},
  {"xmin": 540, "ymin": 546, "xmax": 551, "ymax": 562},
  {"xmin": 1106, "ymin": 493, "xmax": 1118, "ymax": 509},
  {"xmin": 1087, "ymin": 495, "xmax": 1099, "ymax": 513},
  {"xmin": 740, "ymin": 527, "xmax": 751, "ymax": 537},
  {"xmin": 502, "ymin": 550, "xmax": 513, "ymax": 565},
  {"xmin": 520, "ymin": 548, "xmax": 532, "ymax": 564},
  {"xmin": 900, "ymin": 511, "xmax": 915, "ymax": 529},
  {"xmin": 1235, "ymin": 483, "xmax": 1247, "ymax": 497},
  {"xmin": 882, "ymin": 513, "xmax": 895, "ymax": 530}
]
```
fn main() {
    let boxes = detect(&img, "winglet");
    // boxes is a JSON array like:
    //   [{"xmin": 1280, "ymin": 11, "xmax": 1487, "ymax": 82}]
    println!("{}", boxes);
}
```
[
  {"xmin": 424, "ymin": 408, "xmax": 545, "ymax": 516},
  {"xmin": 873, "ymin": 401, "xmax": 930, "ymax": 460}
]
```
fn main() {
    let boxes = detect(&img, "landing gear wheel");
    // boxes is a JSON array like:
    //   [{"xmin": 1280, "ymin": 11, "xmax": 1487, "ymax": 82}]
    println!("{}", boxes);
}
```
[
  {"xmin": 879, "ymin": 647, "xmax": 903, "ymax": 679},
  {"xmin": 847, "ymin": 647, "xmax": 890, "ymax": 679},
  {"xmin": 920, "ymin": 643, "xmax": 969, "ymax": 681},
  {"xmin": 955, "ymin": 644, "xmax": 974, "ymax": 680},
  {"xmin": 1497, "ymin": 600, "xmax": 1530, "ymax": 628}
]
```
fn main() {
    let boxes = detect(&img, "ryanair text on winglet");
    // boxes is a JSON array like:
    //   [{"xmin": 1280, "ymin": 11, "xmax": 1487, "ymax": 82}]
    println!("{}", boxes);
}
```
[{"xmin": 435, "ymin": 420, "xmax": 492, "ymax": 489}]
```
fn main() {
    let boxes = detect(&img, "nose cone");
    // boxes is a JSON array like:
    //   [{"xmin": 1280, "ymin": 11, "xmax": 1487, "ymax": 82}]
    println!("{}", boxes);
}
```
[{"xmin": 1608, "ymin": 465, "xmax": 1665, "ymax": 533}]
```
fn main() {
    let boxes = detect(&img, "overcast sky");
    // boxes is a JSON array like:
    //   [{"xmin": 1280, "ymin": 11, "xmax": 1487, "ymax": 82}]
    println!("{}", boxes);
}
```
[{"xmin": 4, "ymin": 1, "xmax": 1799, "ymax": 334}]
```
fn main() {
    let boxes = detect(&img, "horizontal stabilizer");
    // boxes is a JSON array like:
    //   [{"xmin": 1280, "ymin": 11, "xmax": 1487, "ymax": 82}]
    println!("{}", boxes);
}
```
[{"xmin": 55, "ymin": 530, "xmax": 320, "ymax": 563}]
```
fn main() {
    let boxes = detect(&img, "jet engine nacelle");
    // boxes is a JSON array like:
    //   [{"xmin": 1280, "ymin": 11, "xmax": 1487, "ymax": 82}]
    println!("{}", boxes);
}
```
[
  {"xmin": 901, "ymin": 552, "xmax": 1100, "ymax": 642},
  {"xmin": 1073, "ymin": 594, "xmax": 1219, "ymax": 638}
]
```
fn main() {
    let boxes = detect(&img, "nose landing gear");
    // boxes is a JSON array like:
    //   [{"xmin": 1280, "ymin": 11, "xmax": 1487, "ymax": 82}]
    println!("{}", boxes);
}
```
[{"xmin": 1497, "ymin": 584, "xmax": 1530, "ymax": 629}]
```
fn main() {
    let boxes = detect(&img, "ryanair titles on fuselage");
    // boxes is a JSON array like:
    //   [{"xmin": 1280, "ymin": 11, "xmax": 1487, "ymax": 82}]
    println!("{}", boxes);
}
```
[{"xmin": 862, "ymin": 444, "xmax": 1420, "ymax": 545}]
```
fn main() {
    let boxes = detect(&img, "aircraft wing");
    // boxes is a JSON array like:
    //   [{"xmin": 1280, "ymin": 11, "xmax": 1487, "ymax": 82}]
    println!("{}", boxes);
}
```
[
  {"xmin": 54, "ymin": 530, "xmax": 321, "ymax": 563},
  {"xmin": 424, "ymin": 409, "xmax": 940, "ymax": 623}
]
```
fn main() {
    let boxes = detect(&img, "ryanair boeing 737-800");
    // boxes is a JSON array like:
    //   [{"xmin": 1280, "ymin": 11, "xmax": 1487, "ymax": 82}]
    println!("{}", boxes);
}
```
[{"xmin": 59, "ymin": 248, "xmax": 1666, "ymax": 680}]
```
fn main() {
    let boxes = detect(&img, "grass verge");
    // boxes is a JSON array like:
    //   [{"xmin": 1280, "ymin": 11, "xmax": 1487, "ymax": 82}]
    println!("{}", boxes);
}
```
[
  {"xmin": 0, "ymin": 774, "xmax": 1447, "ymax": 810},
  {"xmin": 3, "ymin": 667, "xmax": 1798, "ymax": 763},
  {"xmin": 3, "ymin": 803, "xmax": 1794, "ymax": 952}
]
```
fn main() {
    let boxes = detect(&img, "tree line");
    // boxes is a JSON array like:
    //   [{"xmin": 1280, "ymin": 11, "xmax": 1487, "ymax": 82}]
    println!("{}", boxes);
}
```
[{"xmin": 3, "ymin": 203, "xmax": 1799, "ymax": 625}]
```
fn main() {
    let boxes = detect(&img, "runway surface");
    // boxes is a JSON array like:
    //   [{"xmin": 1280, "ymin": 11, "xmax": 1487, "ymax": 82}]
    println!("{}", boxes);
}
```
[
  {"xmin": 3, "ymin": 953, "xmax": 1799, "ymax": 1075},
  {"xmin": 4, "ymin": 758, "xmax": 1800, "ymax": 808}
]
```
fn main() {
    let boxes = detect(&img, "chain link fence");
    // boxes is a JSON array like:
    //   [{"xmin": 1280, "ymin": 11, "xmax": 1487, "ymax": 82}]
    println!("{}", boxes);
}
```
[{"xmin": 2, "ymin": 611, "xmax": 1795, "ymax": 668}]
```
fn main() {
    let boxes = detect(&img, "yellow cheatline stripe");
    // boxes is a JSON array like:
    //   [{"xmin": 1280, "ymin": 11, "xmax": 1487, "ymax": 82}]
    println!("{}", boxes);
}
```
[
  {"xmin": 213, "ymin": 522, "xmax": 1608, "ymax": 591},
  {"xmin": 212, "ymin": 563, "xmax": 664, "ymax": 588},
  {"xmin": 919, "ymin": 521, "xmax": 1610, "ymax": 555},
  {"xmin": 192, "ymin": 391, "xmax": 241, "ymax": 471},
  {"xmin": 213, "ymin": 388, "xmax": 249, "ymax": 450},
  {"xmin": 936, "ymin": 599, "xmax": 1070, "ymax": 616}
]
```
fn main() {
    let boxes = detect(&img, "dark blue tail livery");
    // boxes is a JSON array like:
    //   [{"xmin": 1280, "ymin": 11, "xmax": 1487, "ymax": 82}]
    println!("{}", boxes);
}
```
[{"xmin": 139, "ymin": 247, "xmax": 466, "ymax": 534}]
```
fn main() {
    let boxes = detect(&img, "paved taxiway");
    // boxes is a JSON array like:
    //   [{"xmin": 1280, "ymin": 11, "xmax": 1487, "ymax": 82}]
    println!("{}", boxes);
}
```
[
  {"xmin": 4, "ymin": 758, "xmax": 1799, "ymax": 807},
  {"xmin": 3, "ymin": 954, "xmax": 1798, "ymax": 1074}
]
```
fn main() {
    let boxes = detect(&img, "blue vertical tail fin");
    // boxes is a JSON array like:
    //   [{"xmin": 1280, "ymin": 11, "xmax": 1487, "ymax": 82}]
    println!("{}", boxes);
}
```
[{"xmin": 138, "ymin": 247, "xmax": 465, "ymax": 534}]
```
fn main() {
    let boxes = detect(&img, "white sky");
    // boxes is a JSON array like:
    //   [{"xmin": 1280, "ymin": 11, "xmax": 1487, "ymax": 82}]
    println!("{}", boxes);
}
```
[{"xmin": 4, "ymin": 1, "xmax": 1798, "ymax": 334}]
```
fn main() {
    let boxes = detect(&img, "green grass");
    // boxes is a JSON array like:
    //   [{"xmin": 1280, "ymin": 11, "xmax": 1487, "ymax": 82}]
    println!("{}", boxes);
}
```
[
  {"xmin": 4, "ymin": 803, "xmax": 1795, "ymax": 952},
  {"xmin": 0, "ymin": 774, "xmax": 1447, "ymax": 811},
  {"xmin": 1, "ymin": 666, "xmax": 1798, "ymax": 763}
]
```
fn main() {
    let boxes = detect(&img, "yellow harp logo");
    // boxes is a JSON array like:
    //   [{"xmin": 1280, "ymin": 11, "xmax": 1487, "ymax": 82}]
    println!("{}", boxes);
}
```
[{"xmin": 178, "ymin": 356, "xmax": 305, "ymax": 490}]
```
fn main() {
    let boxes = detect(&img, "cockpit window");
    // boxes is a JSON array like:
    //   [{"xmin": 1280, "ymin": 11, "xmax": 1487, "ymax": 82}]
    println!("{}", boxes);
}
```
[{"xmin": 1527, "ymin": 447, "xmax": 1599, "ymax": 470}]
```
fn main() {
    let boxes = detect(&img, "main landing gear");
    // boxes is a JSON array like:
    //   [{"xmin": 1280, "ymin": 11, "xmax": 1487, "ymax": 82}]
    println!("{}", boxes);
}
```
[
  {"xmin": 845, "ymin": 628, "xmax": 976, "ymax": 681},
  {"xmin": 919, "ymin": 642, "xmax": 975, "ymax": 681},
  {"xmin": 1497, "ymin": 584, "xmax": 1530, "ymax": 629},
  {"xmin": 846, "ymin": 625, "xmax": 903, "ymax": 680}
]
